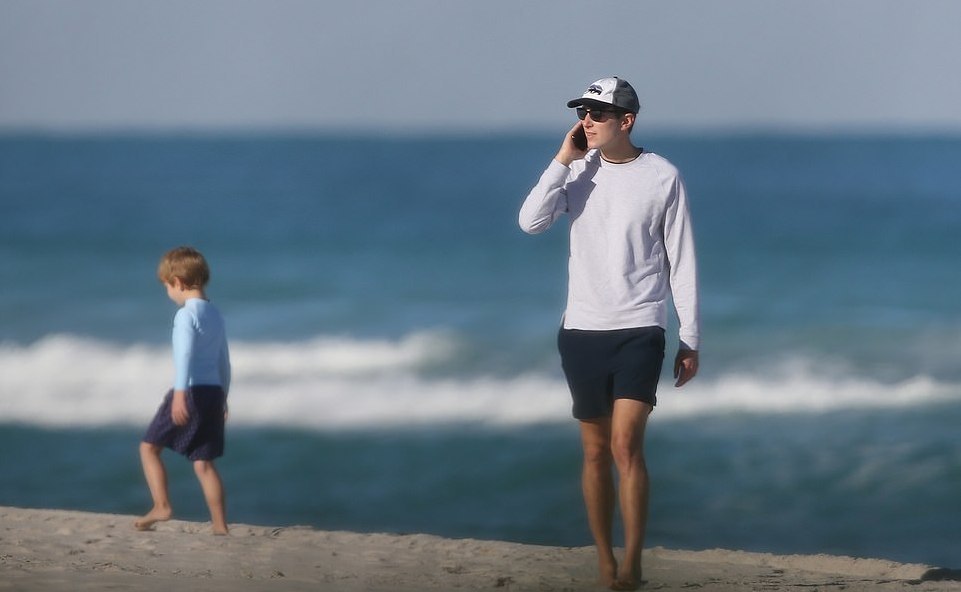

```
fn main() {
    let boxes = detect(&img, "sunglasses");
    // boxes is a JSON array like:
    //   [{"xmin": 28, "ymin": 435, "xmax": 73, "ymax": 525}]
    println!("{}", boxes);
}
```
[{"xmin": 575, "ymin": 106, "xmax": 626, "ymax": 122}]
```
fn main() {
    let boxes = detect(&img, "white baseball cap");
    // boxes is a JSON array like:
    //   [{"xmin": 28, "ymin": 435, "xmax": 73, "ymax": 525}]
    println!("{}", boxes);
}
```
[{"xmin": 566, "ymin": 77, "xmax": 640, "ymax": 113}]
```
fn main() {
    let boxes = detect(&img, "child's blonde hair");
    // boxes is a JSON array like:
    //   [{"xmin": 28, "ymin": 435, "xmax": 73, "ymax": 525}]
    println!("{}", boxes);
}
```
[{"xmin": 157, "ymin": 246, "xmax": 210, "ymax": 289}]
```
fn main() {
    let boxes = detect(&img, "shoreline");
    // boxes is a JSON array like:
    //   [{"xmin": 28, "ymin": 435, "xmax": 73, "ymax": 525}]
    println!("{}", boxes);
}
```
[{"xmin": 1, "ymin": 506, "xmax": 957, "ymax": 591}]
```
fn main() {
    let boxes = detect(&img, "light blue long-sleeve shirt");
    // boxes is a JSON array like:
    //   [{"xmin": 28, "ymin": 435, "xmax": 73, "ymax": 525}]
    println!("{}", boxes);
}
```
[{"xmin": 172, "ymin": 298, "xmax": 231, "ymax": 393}]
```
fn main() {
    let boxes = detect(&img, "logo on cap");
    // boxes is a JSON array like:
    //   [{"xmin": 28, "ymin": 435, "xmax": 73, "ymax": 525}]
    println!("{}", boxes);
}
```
[{"xmin": 586, "ymin": 84, "xmax": 603, "ymax": 95}]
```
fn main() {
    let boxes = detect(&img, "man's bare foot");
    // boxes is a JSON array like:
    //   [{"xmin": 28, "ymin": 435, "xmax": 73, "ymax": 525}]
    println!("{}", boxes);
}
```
[
  {"xmin": 133, "ymin": 507, "xmax": 171, "ymax": 531},
  {"xmin": 598, "ymin": 555, "xmax": 618, "ymax": 588},
  {"xmin": 610, "ymin": 571, "xmax": 642, "ymax": 591}
]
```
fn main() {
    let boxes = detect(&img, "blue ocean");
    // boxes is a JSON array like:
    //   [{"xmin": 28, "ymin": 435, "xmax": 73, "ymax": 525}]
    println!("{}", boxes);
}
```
[{"xmin": 1, "ymin": 133, "xmax": 960, "ymax": 568}]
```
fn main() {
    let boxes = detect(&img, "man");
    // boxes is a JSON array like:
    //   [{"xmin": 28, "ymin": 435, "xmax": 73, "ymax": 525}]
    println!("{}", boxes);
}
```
[{"xmin": 518, "ymin": 77, "xmax": 700, "ymax": 590}]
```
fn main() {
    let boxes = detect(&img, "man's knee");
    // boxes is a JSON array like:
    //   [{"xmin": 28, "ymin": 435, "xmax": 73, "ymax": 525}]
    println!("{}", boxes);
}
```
[
  {"xmin": 583, "ymin": 440, "xmax": 613, "ymax": 469},
  {"xmin": 610, "ymin": 399, "xmax": 651, "ymax": 469},
  {"xmin": 610, "ymin": 433, "xmax": 645, "ymax": 470},
  {"xmin": 580, "ymin": 418, "xmax": 614, "ymax": 469}
]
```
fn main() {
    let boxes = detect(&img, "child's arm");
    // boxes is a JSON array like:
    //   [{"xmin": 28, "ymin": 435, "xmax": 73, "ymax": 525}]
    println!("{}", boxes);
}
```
[
  {"xmin": 171, "ymin": 309, "xmax": 196, "ymax": 425},
  {"xmin": 220, "ymin": 341, "xmax": 231, "ymax": 396},
  {"xmin": 171, "ymin": 390, "xmax": 190, "ymax": 425},
  {"xmin": 220, "ymin": 341, "xmax": 231, "ymax": 421}
]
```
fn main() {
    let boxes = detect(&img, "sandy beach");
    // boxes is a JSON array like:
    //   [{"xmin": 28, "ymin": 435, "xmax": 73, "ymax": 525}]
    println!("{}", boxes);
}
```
[{"xmin": 0, "ymin": 506, "xmax": 957, "ymax": 591}]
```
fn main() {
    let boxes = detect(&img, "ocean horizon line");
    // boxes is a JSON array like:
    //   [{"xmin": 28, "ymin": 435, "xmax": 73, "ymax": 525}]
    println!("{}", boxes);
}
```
[{"xmin": 3, "ymin": 124, "xmax": 961, "ymax": 142}]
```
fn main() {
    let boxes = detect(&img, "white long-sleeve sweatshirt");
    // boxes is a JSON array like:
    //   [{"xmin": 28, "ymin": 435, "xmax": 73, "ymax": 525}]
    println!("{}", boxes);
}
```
[{"xmin": 519, "ymin": 150, "xmax": 700, "ymax": 351}]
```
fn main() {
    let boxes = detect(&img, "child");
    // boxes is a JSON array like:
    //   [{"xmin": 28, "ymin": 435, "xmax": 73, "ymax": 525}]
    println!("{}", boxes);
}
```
[{"xmin": 136, "ymin": 246, "xmax": 232, "ymax": 535}]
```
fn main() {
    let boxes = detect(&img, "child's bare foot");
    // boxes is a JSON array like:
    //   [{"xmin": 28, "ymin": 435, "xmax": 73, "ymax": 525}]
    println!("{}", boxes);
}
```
[
  {"xmin": 133, "ymin": 507, "xmax": 171, "ymax": 531},
  {"xmin": 212, "ymin": 523, "xmax": 229, "ymax": 536}
]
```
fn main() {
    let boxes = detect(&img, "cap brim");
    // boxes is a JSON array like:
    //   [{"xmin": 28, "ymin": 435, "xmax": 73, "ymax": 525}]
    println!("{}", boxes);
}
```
[{"xmin": 567, "ymin": 98, "xmax": 613, "ymax": 109}]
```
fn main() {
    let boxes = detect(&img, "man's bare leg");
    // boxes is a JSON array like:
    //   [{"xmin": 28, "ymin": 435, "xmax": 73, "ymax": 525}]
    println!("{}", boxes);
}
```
[
  {"xmin": 135, "ymin": 442, "xmax": 172, "ymax": 530},
  {"xmin": 609, "ymin": 399, "xmax": 653, "ymax": 590},
  {"xmin": 579, "ymin": 418, "xmax": 618, "ymax": 587}
]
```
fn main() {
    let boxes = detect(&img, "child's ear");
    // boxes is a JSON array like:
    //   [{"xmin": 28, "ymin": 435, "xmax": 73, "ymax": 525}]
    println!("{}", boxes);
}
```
[{"xmin": 170, "ymin": 277, "xmax": 185, "ymax": 291}]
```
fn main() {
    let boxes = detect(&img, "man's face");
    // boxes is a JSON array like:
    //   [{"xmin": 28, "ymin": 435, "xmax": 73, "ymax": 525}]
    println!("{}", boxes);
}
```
[{"xmin": 577, "ymin": 106, "xmax": 631, "ymax": 149}]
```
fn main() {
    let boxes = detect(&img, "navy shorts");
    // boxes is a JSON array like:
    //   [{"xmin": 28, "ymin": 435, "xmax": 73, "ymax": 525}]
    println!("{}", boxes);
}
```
[
  {"xmin": 557, "ymin": 326, "xmax": 665, "ymax": 420},
  {"xmin": 142, "ymin": 386, "xmax": 226, "ymax": 461}
]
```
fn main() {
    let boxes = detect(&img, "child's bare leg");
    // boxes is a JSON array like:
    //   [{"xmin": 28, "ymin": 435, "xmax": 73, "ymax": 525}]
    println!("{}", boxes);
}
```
[
  {"xmin": 135, "ymin": 442, "xmax": 172, "ymax": 530},
  {"xmin": 193, "ymin": 460, "xmax": 228, "ymax": 535}
]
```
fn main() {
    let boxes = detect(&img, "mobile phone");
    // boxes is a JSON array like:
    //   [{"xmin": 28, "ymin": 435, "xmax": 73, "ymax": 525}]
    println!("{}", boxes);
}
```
[{"xmin": 571, "ymin": 126, "xmax": 588, "ymax": 151}]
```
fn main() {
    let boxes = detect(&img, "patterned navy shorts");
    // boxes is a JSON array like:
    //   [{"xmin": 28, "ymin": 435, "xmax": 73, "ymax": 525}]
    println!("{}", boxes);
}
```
[
  {"xmin": 142, "ymin": 385, "xmax": 226, "ymax": 461},
  {"xmin": 557, "ymin": 326, "xmax": 665, "ymax": 420}
]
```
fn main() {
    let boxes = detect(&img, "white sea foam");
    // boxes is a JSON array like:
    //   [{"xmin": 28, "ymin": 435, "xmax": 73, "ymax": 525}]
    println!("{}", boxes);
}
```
[{"xmin": 1, "ymin": 334, "xmax": 958, "ymax": 429}]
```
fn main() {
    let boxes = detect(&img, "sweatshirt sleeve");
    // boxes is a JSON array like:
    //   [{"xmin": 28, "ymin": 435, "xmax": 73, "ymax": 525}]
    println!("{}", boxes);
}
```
[
  {"xmin": 663, "ymin": 173, "xmax": 701, "ymax": 351},
  {"xmin": 171, "ymin": 308, "xmax": 195, "ymax": 391},
  {"xmin": 518, "ymin": 159, "xmax": 571, "ymax": 234}
]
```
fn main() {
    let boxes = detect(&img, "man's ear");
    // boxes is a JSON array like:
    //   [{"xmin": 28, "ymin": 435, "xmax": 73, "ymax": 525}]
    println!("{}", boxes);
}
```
[{"xmin": 621, "ymin": 112, "xmax": 636, "ymax": 132}]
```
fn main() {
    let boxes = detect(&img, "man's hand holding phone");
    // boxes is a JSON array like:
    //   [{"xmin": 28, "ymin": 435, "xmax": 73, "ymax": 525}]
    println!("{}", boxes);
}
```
[{"xmin": 556, "ymin": 122, "xmax": 589, "ymax": 166}]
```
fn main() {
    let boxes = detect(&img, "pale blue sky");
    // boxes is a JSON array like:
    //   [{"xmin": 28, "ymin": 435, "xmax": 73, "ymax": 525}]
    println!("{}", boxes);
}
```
[{"xmin": 2, "ymin": 0, "xmax": 960, "ymax": 133}]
